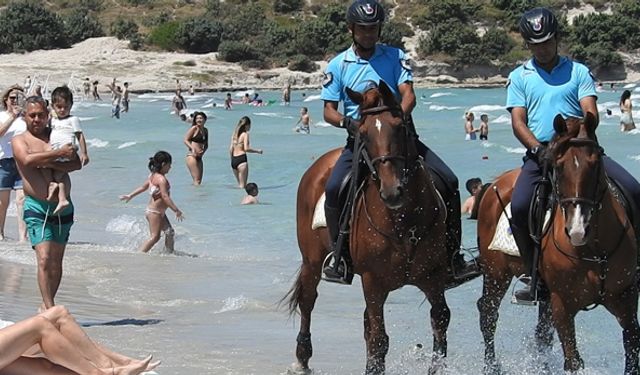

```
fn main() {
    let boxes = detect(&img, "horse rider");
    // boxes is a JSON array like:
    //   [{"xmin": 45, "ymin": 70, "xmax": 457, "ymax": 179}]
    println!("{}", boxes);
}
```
[
  {"xmin": 507, "ymin": 7, "xmax": 640, "ymax": 303},
  {"xmin": 320, "ymin": 0, "xmax": 478, "ymax": 284}
]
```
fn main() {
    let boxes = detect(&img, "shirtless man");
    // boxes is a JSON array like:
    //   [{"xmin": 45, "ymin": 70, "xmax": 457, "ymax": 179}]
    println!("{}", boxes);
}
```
[
  {"xmin": 11, "ymin": 96, "xmax": 81, "ymax": 309},
  {"xmin": 293, "ymin": 106, "xmax": 311, "ymax": 134}
]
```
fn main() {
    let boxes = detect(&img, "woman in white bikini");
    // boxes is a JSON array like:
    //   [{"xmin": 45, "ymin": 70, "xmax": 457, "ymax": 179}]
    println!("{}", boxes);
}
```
[
  {"xmin": 620, "ymin": 89, "xmax": 635, "ymax": 132},
  {"xmin": 120, "ymin": 151, "xmax": 184, "ymax": 253},
  {"xmin": 229, "ymin": 116, "xmax": 263, "ymax": 189}
]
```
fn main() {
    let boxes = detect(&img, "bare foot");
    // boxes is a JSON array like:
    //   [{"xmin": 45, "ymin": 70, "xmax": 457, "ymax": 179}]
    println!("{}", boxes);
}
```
[
  {"xmin": 145, "ymin": 360, "xmax": 161, "ymax": 372},
  {"xmin": 53, "ymin": 199, "xmax": 70, "ymax": 215},
  {"xmin": 112, "ymin": 355, "xmax": 152, "ymax": 375},
  {"xmin": 47, "ymin": 182, "xmax": 58, "ymax": 201}
]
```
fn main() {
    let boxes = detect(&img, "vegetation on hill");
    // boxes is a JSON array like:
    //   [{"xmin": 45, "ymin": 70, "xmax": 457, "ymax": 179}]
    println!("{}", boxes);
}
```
[{"xmin": 0, "ymin": 0, "xmax": 638, "ymax": 74}]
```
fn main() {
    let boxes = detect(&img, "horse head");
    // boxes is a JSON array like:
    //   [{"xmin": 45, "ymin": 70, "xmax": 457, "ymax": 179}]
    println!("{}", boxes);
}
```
[
  {"xmin": 549, "ymin": 113, "xmax": 603, "ymax": 246},
  {"xmin": 346, "ymin": 80, "xmax": 414, "ymax": 209}
]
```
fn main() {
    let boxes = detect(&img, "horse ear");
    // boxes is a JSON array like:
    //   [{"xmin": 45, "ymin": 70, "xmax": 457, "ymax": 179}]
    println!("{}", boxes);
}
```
[
  {"xmin": 346, "ymin": 87, "xmax": 363, "ymax": 105},
  {"xmin": 377, "ymin": 80, "xmax": 395, "ymax": 103},
  {"xmin": 553, "ymin": 114, "xmax": 567, "ymax": 135}
]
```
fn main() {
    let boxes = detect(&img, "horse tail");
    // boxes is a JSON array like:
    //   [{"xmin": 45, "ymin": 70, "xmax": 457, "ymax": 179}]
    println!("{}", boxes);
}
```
[{"xmin": 279, "ymin": 265, "xmax": 303, "ymax": 317}]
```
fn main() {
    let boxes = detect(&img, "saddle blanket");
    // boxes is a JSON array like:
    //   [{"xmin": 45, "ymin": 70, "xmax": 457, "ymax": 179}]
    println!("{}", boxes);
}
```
[
  {"xmin": 311, "ymin": 193, "xmax": 327, "ymax": 230},
  {"xmin": 488, "ymin": 203, "xmax": 520, "ymax": 256}
]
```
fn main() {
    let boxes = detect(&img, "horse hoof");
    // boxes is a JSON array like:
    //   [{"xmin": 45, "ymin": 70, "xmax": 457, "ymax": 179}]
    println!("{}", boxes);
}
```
[
  {"xmin": 287, "ymin": 362, "xmax": 312, "ymax": 375},
  {"xmin": 483, "ymin": 362, "xmax": 502, "ymax": 375},
  {"xmin": 428, "ymin": 354, "xmax": 446, "ymax": 375}
]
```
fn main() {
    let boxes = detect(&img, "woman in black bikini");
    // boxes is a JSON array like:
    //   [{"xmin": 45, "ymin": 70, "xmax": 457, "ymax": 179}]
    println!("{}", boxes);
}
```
[
  {"xmin": 183, "ymin": 112, "xmax": 209, "ymax": 185},
  {"xmin": 229, "ymin": 116, "xmax": 263, "ymax": 188}
]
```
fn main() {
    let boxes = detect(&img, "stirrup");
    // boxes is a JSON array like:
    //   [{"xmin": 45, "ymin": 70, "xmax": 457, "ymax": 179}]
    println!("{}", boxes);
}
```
[
  {"xmin": 451, "ymin": 248, "xmax": 481, "ymax": 280},
  {"xmin": 511, "ymin": 274, "xmax": 537, "ymax": 306},
  {"xmin": 321, "ymin": 252, "xmax": 353, "ymax": 285}
]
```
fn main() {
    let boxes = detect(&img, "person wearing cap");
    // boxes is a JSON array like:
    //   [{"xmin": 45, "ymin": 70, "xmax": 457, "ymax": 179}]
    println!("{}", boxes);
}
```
[
  {"xmin": 320, "ymin": 0, "xmax": 476, "ymax": 284},
  {"xmin": 507, "ymin": 7, "xmax": 640, "ymax": 303},
  {"xmin": 0, "ymin": 85, "xmax": 28, "ymax": 242}
]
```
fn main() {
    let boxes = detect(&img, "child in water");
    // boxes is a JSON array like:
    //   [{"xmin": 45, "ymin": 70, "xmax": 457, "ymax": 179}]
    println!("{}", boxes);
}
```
[
  {"xmin": 120, "ymin": 151, "xmax": 184, "ymax": 253},
  {"xmin": 241, "ymin": 182, "xmax": 259, "ymax": 205}
]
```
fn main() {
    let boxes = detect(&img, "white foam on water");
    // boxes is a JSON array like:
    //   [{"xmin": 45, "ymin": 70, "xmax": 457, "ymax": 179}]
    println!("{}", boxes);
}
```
[
  {"xmin": 303, "ymin": 94, "xmax": 321, "ymax": 102},
  {"xmin": 253, "ymin": 112, "xmax": 294, "ymax": 119},
  {"xmin": 623, "ymin": 83, "xmax": 636, "ymax": 89},
  {"xmin": 503, "ymin": 146, "xmax": 526, "ymax": 154},
  {"xmin": 235, "ymin": 89, "xmax": 254, "ymax": 98},
  {"xmin": 428, "ymin": 104, "xmax": 462, "ymax": 111},
  {"xmin": 214, "ymin": 295, "xmax": 249, "ymax": 314},
  {"xmin": 430, "ymin": 92, "xmax": 453, "ymax": 98},
  {"xmin": 78, "ymin": 116, "xmax": 97, "ymax": 122},
  {"xmin": 492, "ymin": 114, "xmax": 511, "ymax": 124},
  {"xmin": 117, "ymin": 141, "xmax": 137, "ymax": 149},
  {"xmin": 86, "ymin": 138, "xmax": 109, "ymax": 148},
  {"xmin": 468, "ymin": 104, "xmax": 504, "ymax": 112},
  {"xmin": 315, "ymin": 121, "xmax": 333, "ymax": 128},
  {"xmin": 106, "ymin": 215, "xmax": 145, "ymax": 235}
]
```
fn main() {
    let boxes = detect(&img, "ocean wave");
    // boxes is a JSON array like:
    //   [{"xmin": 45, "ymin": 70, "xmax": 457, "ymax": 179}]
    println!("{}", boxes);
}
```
[
  {"xmin": 492, "ymin": 114, "xmax": 511, "ymax": 124},
  {"xmin": 467, "ymin": 104, "xmax": 504, "ymax": 113},
  {"xmin": 502, "ymin": 146, "xmax": 526, "ymax": 154},
  {"xmin": 626, "ymin": 129, "xmax": 640, "ymax": 135},
  {"xmin": 86, "ymin": 138, "xmax": 109, "ymax": 148},
  {"xmin": 235, "ymin": 89, "xmax": 255, "ymax": 97},
  {"xmin": 253, "ymin": 112, "xmax": 293, "ymax": 119},
  {"xmin": 303, "ymin": 94, "xmax": 321, "ymax": 102},
  {"xmin": 315, "ymin": 121, "xmax": 333, "ymax": 128},
  {"xmin": 428, "ymin": 104, "xmax": 462, "ymax": 111},
  {"xmin": 430, "ymin": 92, "xmax": 454, "ymax": 98},
  {"xmin": 117, "ymin": 141, "xmax": 137, "ymax": 149},
  {"xmin": 106, "ymin": 215, "xmax": 145, "ymax": 234},
  {"xmin": 630, "ymin": 155, "xmax": 640, "ymax": 161},
  {"xmin": 78, "ymin": 116, "xmax": 97, "ymax": 122},
  {"xmin": 214, "ymin": 295, "xmax": 249, "ymax": 313}
]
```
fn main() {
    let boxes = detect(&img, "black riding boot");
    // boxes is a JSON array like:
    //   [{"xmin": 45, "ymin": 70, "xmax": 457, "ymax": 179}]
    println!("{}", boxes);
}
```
[
  {"xmin": 446, "ymin": 190, "xmax": 480, "ymax": 280},
  {"xmin": 322, "ymin": 204, "xmax": 353, "ymax": 284},
  {"xmin": 512, "ymin": 226, "xmax": 538, "ymax": 303}
]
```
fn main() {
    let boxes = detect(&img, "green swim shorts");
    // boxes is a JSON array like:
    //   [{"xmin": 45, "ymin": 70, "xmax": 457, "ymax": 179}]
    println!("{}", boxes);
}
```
[{"xmin": 23, "ymin": 196, "xmax": 74, "ymax": 248}]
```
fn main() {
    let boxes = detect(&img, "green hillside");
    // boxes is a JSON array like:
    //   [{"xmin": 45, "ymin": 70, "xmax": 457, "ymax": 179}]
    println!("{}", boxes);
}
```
[{"xmin": 0, "ymin": 0, "xmax": 638, "ymax": 74}]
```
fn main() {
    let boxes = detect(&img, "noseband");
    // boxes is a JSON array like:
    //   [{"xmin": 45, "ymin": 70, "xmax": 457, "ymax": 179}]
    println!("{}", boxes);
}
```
[
  {"xmin": 358, "ymin": 104, "xmax": 413, "ymax": 184},
  {"xmin": 553, "ymin": 137, "xmax": 604, "ymax": 213}
]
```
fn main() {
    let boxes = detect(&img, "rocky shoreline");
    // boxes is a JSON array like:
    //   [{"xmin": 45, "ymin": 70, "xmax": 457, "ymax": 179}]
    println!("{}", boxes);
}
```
[{"xmin": 0, "ymin": 37, "xmax": 637, "ymax": 95}]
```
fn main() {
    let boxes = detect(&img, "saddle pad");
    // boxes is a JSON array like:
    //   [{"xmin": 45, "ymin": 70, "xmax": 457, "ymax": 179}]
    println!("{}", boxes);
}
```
[
  {"xmin": 311, "ymin": 193, "xmax": 327, "ymax": 230},
  {"xmin": 488, "ymin": 203, "xmax": 520, "ymax": 256}
]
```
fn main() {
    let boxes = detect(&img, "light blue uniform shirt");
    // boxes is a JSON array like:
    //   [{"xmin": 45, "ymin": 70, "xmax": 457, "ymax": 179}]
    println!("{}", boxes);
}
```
[
  {"xmin": 320, "ymin": 44, "xmax": 412, "ymax": 119},
  {"xmin": 506, "ymin": 56, "xmax": 597, "ymax": 142}
]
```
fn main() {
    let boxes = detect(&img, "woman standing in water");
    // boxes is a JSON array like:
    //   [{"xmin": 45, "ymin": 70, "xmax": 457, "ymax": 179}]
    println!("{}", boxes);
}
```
[
  {"xmin": 620, "ymin": 89, "xmax": 635, "ymax": 132},
  {"xmin": 120, "ymin": 151, "xmax": 184, "ymax": 253},
  {"xmin": 229, "ymin": 116, "xmax": 263, "ymax": 189},
  {"xmin": 183, "ymin": 111, "xmax": 208, "ymax": 185}
]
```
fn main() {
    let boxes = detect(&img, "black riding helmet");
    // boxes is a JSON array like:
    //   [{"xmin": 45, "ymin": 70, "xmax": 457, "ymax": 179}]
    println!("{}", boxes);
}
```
[
  {"xmin": 346, "ymin": 0, "xmax": 385, "ymax": 26},
  {"xmin": 519, "ymin": 7, "xmax": 558, "ymax": 44}
]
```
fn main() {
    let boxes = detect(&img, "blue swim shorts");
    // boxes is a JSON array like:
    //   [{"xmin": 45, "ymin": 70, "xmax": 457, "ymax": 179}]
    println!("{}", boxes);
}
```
[
  {"xmin": 0, "ymin": 158, "xmax": 23, "ymax": 190},
  {"xmin": 23, "ymin": 196, "xmax": 74, "ymax": 247}
]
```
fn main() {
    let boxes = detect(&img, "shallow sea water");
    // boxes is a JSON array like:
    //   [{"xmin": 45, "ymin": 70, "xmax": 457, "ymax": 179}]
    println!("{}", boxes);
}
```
[{"xmin": 0, "ymin": 85, "xmax": 639, "ymax": 374}]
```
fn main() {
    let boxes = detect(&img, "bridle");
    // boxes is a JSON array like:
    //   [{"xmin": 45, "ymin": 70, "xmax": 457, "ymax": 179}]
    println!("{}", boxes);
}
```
[
  {"xmin": 358, "ymin": 104, "xmax": 415, "ymax": 185},
  {"xmin": 552, "ymin": 137, "xmax": 605, "ymax": 215}
]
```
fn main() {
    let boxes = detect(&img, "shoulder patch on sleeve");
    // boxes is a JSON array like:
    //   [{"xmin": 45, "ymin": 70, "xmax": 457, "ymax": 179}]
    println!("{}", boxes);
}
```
[
  {"xmin": 400, "ymin": 58, "xmax": 412, "ymax": 71},
  {"xmin": 322, "ymin": 72, "xmax": 333, "ymax": 87}
]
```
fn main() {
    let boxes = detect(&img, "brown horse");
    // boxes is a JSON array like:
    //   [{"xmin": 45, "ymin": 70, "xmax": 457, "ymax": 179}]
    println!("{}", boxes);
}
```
[
  {"xmin": 284, "ymin": 81, "xmax": 451, "ymax": 375},
  {"xmin": 477, "ymin": 114, "xmax": 639, "ymax": 374}
]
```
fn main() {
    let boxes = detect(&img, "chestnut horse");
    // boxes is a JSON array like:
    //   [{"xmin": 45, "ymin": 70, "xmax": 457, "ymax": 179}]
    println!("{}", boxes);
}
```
[
  {"xmin": 477, "ymin": 114, "xmax": 639, "ymax": 374},
  {"xmin": 284, "ymin": 81, "xmax": 451, "ymax": 375}
]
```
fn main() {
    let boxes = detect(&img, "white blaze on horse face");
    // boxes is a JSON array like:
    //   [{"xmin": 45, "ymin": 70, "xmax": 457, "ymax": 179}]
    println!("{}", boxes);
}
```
[
  {"xmin": 574, "ymin": 155, "xmax": 580, "ymax": 169},
  {"xmin": 375, "ymin": 118, "xmax": 382, "ymax": 133},
  {"xmin": 568, "ymin": 204, "xmax": 587, "ymax": 246}
]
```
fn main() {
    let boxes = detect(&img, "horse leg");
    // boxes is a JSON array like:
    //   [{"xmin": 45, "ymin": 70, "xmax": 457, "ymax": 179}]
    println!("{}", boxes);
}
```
[
  {"xmin": 361, "ymin": 273, "xmax": 390, "ymax": 375},
  {"xmin": 550, "ymin": 295, "xmax": 584, "ymax": 372},
  {"xmin": 604, "ymin": 286, "xmax": 640, "ymax": 375},
  {"xmin": 476, "ymin": 271, "xmax": 511, "ymax": 374},
  {"xmin": 292, "ymin": 262, "xmax": 321, "ymax": 373},
  {"xmin": 417, "ymin": 271, "xmax": 450, "ymax": 375},
  {"xmin": 535, "ymin": 299, "xmax": 554, "ymax": 352}
]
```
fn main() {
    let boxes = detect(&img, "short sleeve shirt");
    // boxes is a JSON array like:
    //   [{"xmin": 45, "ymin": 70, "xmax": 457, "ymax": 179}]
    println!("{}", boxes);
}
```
[
  {"xmin": 321, "ymin": 44, "xmax": 412, "ymax": 119},
  {"xmin": 506, "ymin": 56, "xmax": 596, "ymax": 142},
  {"xmin": 0, "ymin": 112, "xmax": 26, "ymax": 159},
  {"xmin": 50, "ymin": 115, "xmax": 82, "ymax": 149}
]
